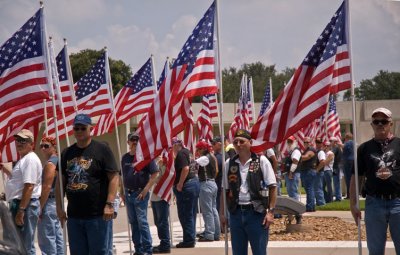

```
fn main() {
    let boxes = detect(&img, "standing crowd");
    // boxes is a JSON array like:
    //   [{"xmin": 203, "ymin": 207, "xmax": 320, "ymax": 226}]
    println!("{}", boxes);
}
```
[{"xmin": 1, "ymin": 107, "xmax": 399, "ymax": 255}]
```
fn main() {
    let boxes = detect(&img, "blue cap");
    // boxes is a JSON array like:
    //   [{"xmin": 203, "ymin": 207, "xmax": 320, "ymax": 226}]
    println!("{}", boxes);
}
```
[{"xmin": 74, "ymin": 114, "xmax": 92, "ymax": 126}]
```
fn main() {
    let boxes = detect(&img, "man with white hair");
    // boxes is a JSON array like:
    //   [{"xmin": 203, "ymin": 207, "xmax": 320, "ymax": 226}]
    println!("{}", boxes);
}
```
[{"xmin": 284, "ymin": 136, "xmax": 301, "ymax": 201}]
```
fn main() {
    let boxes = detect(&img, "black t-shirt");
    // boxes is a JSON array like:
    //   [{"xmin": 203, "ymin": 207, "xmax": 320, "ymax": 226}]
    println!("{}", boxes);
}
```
[
  {"xmin": 121, "ymin": 153, "xmax": 158, "ymax": 190},
  {"xmin": 61, "ymin": 140, "xmax": 118, "ymax": 218},
  {"xmin": 357, "ymin": 137, "xmax": 400, "ymax": 196},
  {"xmin": 332, "ymin": 146, "xmax": 342, "ymax": 169},
  {"xmin": 214, "ymin": 151, "xmax": 223, "ymax": 186},
  {"xmin": 174, "ymin": 148, "xmax": 194, "ymax": 185}
]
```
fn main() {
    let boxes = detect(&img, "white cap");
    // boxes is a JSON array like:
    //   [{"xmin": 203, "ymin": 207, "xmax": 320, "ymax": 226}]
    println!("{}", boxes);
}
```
[{"xmin": 372, "ymin": 108, "xmax": 392, "ymax": 118}]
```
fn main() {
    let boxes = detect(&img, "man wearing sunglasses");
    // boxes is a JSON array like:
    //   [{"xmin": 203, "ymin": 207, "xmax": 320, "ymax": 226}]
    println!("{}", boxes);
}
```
[
  {"xmin": 121, "ymin": 132, "xmax": 159, "ymax": 255},
  {"xmin": 55, "ymin": 114, "xmax": 119, "ymax": 255},
  {"xmin": 1, "ymin": 129, "xmax": 42, "ymax": 254},
  {"xmin": 350, "ymin": 107, "xmax": 400, "ymax": 255},
  {"xmin": 220, "ymin": 129, "xmax": 277, "ymax": 255}
]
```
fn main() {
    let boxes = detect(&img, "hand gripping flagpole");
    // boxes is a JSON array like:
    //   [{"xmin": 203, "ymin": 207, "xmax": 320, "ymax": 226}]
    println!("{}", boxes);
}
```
[
  {"xmin": 214, "ymin": 1, "xmax": 229, "ymax": 255},
  {"xmin": 104, "ymin": 47, "xmax": 133, "ymax": 254},
  {"xmin": 345, "ymin": 1, "xmax": 362, "ymax": 254}
]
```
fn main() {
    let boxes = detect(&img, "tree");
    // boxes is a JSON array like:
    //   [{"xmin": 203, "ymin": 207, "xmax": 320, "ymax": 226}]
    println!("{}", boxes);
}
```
[
  {"xmin": 221, "ymin": 62, "xmax": 295, "ymax": 103},
  {"xmin": 343, "ymin": 71, "xmax": 400, "ymax": 101},
  {"xmin": 69, "ymin": 49, "xmax": 132, "ymax": 95}
]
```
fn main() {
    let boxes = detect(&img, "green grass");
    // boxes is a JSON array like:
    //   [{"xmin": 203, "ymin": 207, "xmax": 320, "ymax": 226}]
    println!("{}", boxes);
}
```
[
  {"xmin": 316, "ymin": 199, "xmax": 365, "ymax": 211},
  {"xmin": 279, "ymin": 180, "xmax": 305, "ymax": 195}
]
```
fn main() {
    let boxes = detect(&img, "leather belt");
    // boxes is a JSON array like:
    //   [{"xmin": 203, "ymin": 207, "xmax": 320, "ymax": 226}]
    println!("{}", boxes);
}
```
[
  {"xmin": 238, "ymin": 204, "xmax": 253, "ymax": 210},
  {"xmin": 370, "ymin": 193, "xmax": 400, "ymax": 200},
  {"xmin": 126, "ymin": 188, "xmax": 143, "ymax": 193},
  {"xmin": 199, "ymin": 178, "xmax": 215, "ymax": 182}
]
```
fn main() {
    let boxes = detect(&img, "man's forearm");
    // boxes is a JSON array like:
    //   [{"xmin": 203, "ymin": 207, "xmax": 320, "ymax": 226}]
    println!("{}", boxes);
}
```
[
  {"xmin": 178, "ymin": 166, "xmax": 190, "ymax": 186},
  {"xmin": 268, "ymin": 185, "xmax": 277, "ymax": 209},
  {"xmin": 107, "ymin": 172, "xmax": 119, "ymax": 203}
]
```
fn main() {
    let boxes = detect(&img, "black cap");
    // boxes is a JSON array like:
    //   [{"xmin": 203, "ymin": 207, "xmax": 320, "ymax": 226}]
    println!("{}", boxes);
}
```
[
  {"xmin": 128, "ymin": 132, "xmax": 139, "ymax": 140},
  {"xmin": 211, "ymin": 136, "xmax": 222, "ymax": 144},
  {"xmin": 234, "ymin": 129, "xmax": 252, "ymax": 140}
]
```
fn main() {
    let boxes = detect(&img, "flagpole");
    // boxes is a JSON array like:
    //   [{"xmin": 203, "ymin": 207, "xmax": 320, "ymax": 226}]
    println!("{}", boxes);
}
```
[
  {"xmin": 150, "ymin": 54, "xmax": 158, "ymax": 94},
  {"xmin": 346, "ymin": 0, "xmax": 362, "ymax": 254},
  {"xmin": 43, "ymin": 99, "xmax": 48, "ymax": 136},
  {"xmin": 249, "ymin": 76, "xmax": 255, "ymax": 124},
  {"xmin": 269, "ymin": 77, "xmax": 273, "ymax": 105},
  {"xmin": 214, "ymin": 1, "xmax": 229, "ymax": 254},
  {"xmin": 44, "ymin": 24, "xmax": 68, "ymax": 255},
  {"xmin": 104, "ymin": 47, "xmax": 133, "ymax": 254}
]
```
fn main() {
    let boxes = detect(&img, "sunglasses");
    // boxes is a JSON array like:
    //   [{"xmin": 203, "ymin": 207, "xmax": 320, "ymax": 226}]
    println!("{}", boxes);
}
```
[
  {"xmin": 15, "ymin": 138, "xmax": 29, "ymax": 144},
  {"xmin": 73, "ymin": 126, "xmax": 88, "ymax": 132},
  {"xmin": 233, "ymin": 139, "xmax": 247, "ymax": 145},
  {"xmin": 372, "ymin": 119, "xmax": 390, "ymax": 126},
  {"xmin": 40, "ymin": 144, "xmax": 50, "ymax": 149},
  {"xmin": 129, "ymin": 138, "xmax": 139, "ymax": 142}
]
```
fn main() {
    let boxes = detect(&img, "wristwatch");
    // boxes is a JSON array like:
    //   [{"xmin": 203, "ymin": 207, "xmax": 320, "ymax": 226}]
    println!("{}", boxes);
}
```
[
  {"xmin": 105, "ymin": 201, "xmax": 114, "ymax": 208},
  {"xmin": 267, "ymin": 207, "xmax": 275, "ymax": 214}
]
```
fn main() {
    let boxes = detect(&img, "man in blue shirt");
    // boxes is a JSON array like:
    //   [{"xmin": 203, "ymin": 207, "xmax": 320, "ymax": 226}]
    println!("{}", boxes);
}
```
[{"xmin": 121, "ymin": 132, "xmax": 159, "ymax": 255}]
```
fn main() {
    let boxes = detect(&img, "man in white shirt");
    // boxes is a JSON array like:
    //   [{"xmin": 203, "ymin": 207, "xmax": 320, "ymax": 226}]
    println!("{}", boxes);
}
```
[{"xmin": 0, "ymin": 129, "xmax": 42, "ymax": 255}]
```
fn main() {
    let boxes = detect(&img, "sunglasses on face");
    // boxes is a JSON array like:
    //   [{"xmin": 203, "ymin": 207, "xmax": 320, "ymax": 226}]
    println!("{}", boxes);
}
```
[
  {"xmin": 73, "ymin": 126, "xmax": 88, "ymax": 132},
  {"xmin": 40, "ymin": 144, "xmax": 51, "ymax": 149},
  {"xmin": 233, "ymin": 139, "xmax": 247, "ymax": 145},
  {"xmin": 129, "ymin": 138, "xmax": 139, "ymax": 143},
  {"xmin": 372, "ymin": 119, "xmax": 390, "ymax": 126},
  {"xmin": 15, "ymin": 138, "xmax": 29, "ymax": 144}
]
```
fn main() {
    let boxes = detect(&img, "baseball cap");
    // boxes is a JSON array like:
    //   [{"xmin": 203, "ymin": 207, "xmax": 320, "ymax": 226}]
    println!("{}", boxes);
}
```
[
  {"xmin": 324, "ymin": 141, "xmax": 331, "ymax": 146},
  {"xmin": 372, "ymin": 107, "xmax": 392, "ymax": 118},
  {"xmin": 14, "ymin": 129, "xmax": 34, "ymax": 142},
  {"xmin": 211, "ymin": 136, "xmax": 222, "ymax": 144},
  {"xmin": 128, "ymin": 132, "xmax": 139, "ymax": 141},
  {"xmin": 196, "ymin": 140, "xmax": 209, "ymax": 150},
  {"xmin": 303, "ymin": 137, "xmax": 312, "ymax": 143},
  {"xmin": 74, "ymin": 114, "xmax": 92, "ymax": 126},
  {"xmin": 172, "ymin": 137, "xmax": 182, "ymax": 145},
  {"xmin": 315, "ymin": 137, "xmax": 323, "ymax": 144},
  {"xmin": 329, "ymin": 137, "xmax": 338, "ymax": 142},
  {"xmin": 287, "ymin": 136, "xmax": 296, "ymax": 142},
  {"xmin": 234, "ymin": 129, "xmax": 252, "ymax": 140}
]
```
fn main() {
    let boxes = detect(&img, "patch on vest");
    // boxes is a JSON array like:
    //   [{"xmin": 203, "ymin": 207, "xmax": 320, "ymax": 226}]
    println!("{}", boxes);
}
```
[
  {"xmin": 249, "ymin": 161, "xmax": 259, "ymax": 173},
  {"xmin": 230, "ymin": 165, "xmax": 238, "ymax": 173},
  {"xmin": 228, "ymin": 174, "xmax": 238, "ymax": 183}
]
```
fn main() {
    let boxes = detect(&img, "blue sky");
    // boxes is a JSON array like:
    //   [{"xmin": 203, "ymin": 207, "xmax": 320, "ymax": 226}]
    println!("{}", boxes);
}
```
[{"xmin": 1, "ymin": 0, "xmax": 399, "ymax": 86}]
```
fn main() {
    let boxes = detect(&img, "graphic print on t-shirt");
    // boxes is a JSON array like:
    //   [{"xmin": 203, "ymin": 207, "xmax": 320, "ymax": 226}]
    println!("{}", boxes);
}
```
[
  {"xmin": 371, "ymin": 150, "xmax": 398, "ymax": 180},
  {"xmin": 66, "ymin": 156, "xmax": 92, "ymax": 191}
]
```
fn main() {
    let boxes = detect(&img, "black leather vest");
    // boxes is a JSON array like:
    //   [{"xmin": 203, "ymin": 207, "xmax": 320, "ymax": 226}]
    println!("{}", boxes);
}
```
[
  {"xmin": 284, "ymin": 148, "xmax": 301, "ymax": 173},
  {"xmin": 301, "ymin": 147, "xmax": 317, "ymax": 170},
  {"xmin": 198, "ymin": 153, "xmax": 216, "ymax": 181},
  {"xmin": 227, "ymin": 153, "xmax": 268, "ymax": 213}
]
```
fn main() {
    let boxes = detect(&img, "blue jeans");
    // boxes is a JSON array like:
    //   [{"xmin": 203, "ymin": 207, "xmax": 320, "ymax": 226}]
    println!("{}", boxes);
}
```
[
  {"xmin": 151, "ymin": 200, "xmax": 171, "ymax": 250},
  {"xmin": 229, "ymin": 208, "xmax": 268, "ymax": 255},
  {"xmin": 10, "ymin": 199, "xmax": 40, "ymax": 255},
  {"xmin": 343, "ymin": 160, "xmax": 353, "ymax": 198},
  {"xmin": 365, "ymin": 196, "xmax": 400, "ymax": 255},
  {"xmin": 67, "ymin": 216, "xmax": 111, "ymax": 255},
  {"xmin": 126, "ymin": 191, "xmax": 152, "ymax": 254},
  {"xmin": 301, "ymin": 169, "xmax": 316, "ymax": 211},
  {"xmin": 314, "ymin": 171, "xmax": 325, "ymax": 206},
  {"xmin": 285, "ymin": 172, "xmax": 301, "ymax": 201},
  {"xmin": 323, "ymin": 170, "xmax": 333, "ymax": 203},
  {"xmin": 173, "ymin": 177, "xmax": 200, "ymax": 244},
  {"xmin": 38, "ymin": 198, "xmax": 64, "ymax": 255},
  {"xmin": 199, "ymin": 180, "xmax": 220, "ymax": 240},
  {"xmin": 276, "ymin": 170, "xmax": 282, "ymax": 196},
  {"xmin": 333, "ymin": 168, "xmax": 342, "ymax": 201}
]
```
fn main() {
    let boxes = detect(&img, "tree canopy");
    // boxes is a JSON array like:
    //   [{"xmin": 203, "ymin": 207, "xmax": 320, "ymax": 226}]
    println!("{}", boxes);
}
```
[
  {"xmin": 69, "ymin": 49, "xmax": 132, "ymax": 95},
  {"xmin": 343, "ymin": 71, "xmax": 400, "ymax": 101}
]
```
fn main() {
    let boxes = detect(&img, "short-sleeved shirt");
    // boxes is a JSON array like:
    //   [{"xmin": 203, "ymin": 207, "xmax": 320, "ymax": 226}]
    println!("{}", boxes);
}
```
[
  {"xmin": 61, "ymin": 140, "xmax": 118, "ymax": 218},
  {"xmin": 356, "ymin": 137, "xmax": 400, "ymax": 196},
  {"xmin": 324, "ymin": 150, "xmax": 334, "ymax": 171},
  {"xmin": 174, "ymin": 148, "xmax": 194, "ymax": 185},
  {"xmin": 121, "ymin": 153, "xmax": 158, "ymax": 190},
  {"xmin": 291, "ymin": 149, "xmax": 301, "ymax": 162},
  {"xmin": 343, "ymin": 140, "xmax": 354, "ymax": 161},
  {"xmin": 5, "ymin": 151, "xmax": 42, "ymax": 202},
  {"xmin": 317, "ymin": 150, "xmax": 326, "ymax": 161},
  {"xmin": 222, "ymin": 155, "xmax": 277, "ymax": 204}
]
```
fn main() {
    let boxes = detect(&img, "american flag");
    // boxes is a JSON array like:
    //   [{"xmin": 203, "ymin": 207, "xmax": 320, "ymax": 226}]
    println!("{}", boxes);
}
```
[
  {"xmin": 152, "ymin": 148, "xmax": 175, "ymax": 202},
  {"xmin": 259, "ymin": 78, "xmax": 273, "ymax": 117},
  {"xmin": 315, "ymin": 115, "xmax": 328, "ymax": 144},
  {"xmin": 251, "ymin": 2, "xmax": 351, "ymax": 152},
  {"xmin": 303, "ymin": 119, "xmax": 318, "ymax": 139},
  {"xmin": 326, "ymin": 95, "xmax": 341, "ymax": 141},
  {"xmin": 247, "ymin": 76, "xmax": 255, "ymax": 122},
  {"xmin": 197, "ymin": 94, "xmax": 217, "ymax": 140},
  {"xmin": 183, "ymin": 99, "xmax": 195, "ymax": 153},
  {"xmin": 93, "ymin": 57, "xmax": 155, "ymax": 136},
  {"xmin": 228, "ymin": 75, "xmax": 250, "ymax": 141},
  {"xmin": 134, "ymin": 2, "xmax": 218, "ymax": 170},
  {"xmin": 47, "ymin": 52, "xmax": 112, "ymax": 138},
  {"xmin": 55, "ymin": 45, "xmax": 76, "ymax": 115},
  {"xmin": 157, "ymin": 59, "xmax": 169, "ymax": 91},
  {"xmin": 0, "ymin": 8, "xmax": 50, "ymax": 112}
]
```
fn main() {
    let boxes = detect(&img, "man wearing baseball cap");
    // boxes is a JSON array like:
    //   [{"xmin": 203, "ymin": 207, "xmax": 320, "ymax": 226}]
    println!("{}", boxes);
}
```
[
  {"xmin": 221, "ymin": 129, "xmax": 277, "ymax": 255},
  {"xmin": 1, "ymin": 129, "xmax": 42, "ymax": 254},
  {"xmin": 55, "ymin": 114, "xmax": 119, "ymax": 254},
  {"xmin": 350, "ymin": 107, "xmax": 400, "ymax": 254}
]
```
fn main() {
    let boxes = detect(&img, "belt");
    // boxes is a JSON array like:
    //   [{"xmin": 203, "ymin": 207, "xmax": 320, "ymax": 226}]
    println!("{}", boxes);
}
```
[
  {"xmin": 199, "ymin": 178, "xmax": 215, "ymax": 182},
  {"xmin": 369, "ymin": 193, "xmax": 400, "ymax": 200},
  {"xmin": 48, "ymin": 194, "xmax": 56, "ymax": 199},
  {"xmin": 13, "ymin": 198, "xmax": 39, "ymax": 202},
  {"xmin": 126, "ymin": 188, "xmax": 143, "ymax": 194},
  {"xmin": 238, "ymin": 203, "xmax": 253, "ymax": 210}
]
